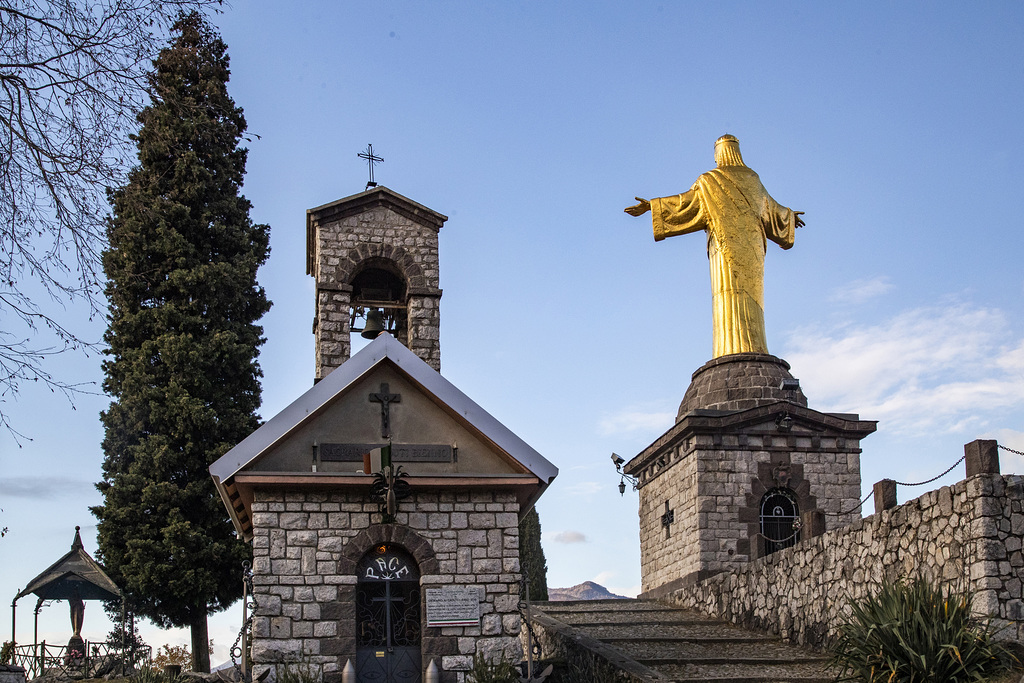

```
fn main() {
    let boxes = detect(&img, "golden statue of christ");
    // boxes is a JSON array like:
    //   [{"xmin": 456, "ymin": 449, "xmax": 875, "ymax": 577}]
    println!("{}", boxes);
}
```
[{"xmin": 625, "ymin": 135, "xmax": 804, "ymax": 358}]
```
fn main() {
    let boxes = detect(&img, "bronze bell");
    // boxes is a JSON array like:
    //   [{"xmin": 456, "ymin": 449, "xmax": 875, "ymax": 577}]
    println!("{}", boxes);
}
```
[{"xmin": 361, "ymin": 309, "xmax": 385, "ymax": 339}]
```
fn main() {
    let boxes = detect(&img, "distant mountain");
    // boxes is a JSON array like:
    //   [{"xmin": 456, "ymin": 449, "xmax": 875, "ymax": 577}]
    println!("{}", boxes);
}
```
[{"xmin": 547, "ymin": 581, "xmax": 628, "ymax": 601}]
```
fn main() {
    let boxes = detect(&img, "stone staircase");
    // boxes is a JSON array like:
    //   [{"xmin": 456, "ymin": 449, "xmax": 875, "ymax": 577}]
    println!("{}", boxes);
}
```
[{"xmin": 529, "ymin": 599, "xmax": 833, "ymax": 683}]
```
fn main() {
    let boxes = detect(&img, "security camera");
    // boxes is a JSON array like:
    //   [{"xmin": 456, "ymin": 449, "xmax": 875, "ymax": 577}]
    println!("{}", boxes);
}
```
[{"xmin": 611, "ymin": 453, "xmax": 625, "ymax": 468}]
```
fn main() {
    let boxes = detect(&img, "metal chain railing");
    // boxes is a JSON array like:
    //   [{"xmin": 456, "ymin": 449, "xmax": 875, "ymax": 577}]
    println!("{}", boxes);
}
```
[
  {"xmin": 231, "ymin": 561, "xmax": 258, "ymax": 682},
  {"xmin": 517, "ymin": 571, "xmax": 542, "ymax": 665},
  {"xmin": 821, "ymin": 489, "xmax": 874, "ymax": 517},
  {"xmin": 753, "ymin": 519, "xmax": 802, "ymax": 545},
  {"xmin": 892, "ymin": 453, "xmax": 967, "ymax": 487},
  {"xmin": 999, "ymin": 443, "xmax": 1024, "ymax": 457},
  {"xmin": 818, "ymin": 443, "xmax": 1007, "ymax": 519}
]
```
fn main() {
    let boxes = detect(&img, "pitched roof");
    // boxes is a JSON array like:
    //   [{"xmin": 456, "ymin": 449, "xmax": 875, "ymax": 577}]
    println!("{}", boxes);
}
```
[
  {"xmin": 210, "ymin": 333, "xmax": 558, "ymax": 538},
  {"xmin": 16, "ymin": 527, "xmax": 121, "ymax": 602},
  {"xmin": 306, "ymin": 186, "xmax": 448, "ymax": 275}
]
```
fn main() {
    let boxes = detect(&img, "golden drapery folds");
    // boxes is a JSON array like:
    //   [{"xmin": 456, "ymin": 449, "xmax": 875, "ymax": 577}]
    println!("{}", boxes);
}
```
[{"xmin": 630, "ymin": 135, "xmax": 801, "ymax": 358}]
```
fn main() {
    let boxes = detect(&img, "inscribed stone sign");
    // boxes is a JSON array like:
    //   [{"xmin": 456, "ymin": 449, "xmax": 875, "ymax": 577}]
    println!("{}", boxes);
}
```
[
  {"xmin": 319, "ymin": 443, "xmax": 453, "ymax": 463},
  {"xmin": 425, "ymin": 586, "xmax": 481, "ymax": 627}
]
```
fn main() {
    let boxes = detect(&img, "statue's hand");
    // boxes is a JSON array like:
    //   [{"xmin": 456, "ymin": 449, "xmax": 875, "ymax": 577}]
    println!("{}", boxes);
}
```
[
  {"xmin": 624, "ymin": 197, "xmax": 651, "ymax": 217},
  {"xmin": 794, "ymin": 211, "xmax": 805, "ymax": 228}
]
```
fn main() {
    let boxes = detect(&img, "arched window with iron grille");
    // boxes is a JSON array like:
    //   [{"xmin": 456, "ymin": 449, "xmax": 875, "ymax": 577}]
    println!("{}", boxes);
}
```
[{"xmin": 760, "ymin": 488, "xmax": 800, "ymax": 555}]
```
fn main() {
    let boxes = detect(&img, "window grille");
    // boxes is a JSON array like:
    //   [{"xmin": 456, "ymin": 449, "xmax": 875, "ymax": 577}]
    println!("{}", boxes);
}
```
[{"xmin": 760, "ymin": 488, "xmax": 800, "ymax": 554}]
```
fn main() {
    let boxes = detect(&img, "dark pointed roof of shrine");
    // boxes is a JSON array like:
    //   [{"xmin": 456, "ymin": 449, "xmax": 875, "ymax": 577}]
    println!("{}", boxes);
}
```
[{"xmin": 16, "ymin": 527, "xmax": 122, "ymax": 602}]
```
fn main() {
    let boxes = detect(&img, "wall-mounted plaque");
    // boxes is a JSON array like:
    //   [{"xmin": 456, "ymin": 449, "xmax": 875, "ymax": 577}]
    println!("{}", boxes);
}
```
[{"xmin": 425, "ymin": 586, "xmax": 481, "ymax": 627}]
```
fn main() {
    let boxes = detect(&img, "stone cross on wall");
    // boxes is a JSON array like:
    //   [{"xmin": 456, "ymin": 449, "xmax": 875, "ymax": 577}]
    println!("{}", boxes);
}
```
[
  {"xmin": 662, "ymin": 501, "xmax": 675, "ymax": 538},
  {"xmin": 370, "ymin": 383, "xmax": 401, "ymax": 438}
]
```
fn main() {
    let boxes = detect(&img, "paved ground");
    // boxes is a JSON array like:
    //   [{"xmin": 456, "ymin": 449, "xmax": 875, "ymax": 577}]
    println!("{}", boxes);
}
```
[{"xmin": 532, "ymin": 599, "xmax": 834, "ymax": 682}]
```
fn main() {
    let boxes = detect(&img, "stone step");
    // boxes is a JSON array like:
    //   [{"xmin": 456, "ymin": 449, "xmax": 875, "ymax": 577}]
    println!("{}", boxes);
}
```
[
  {"xmin": 652, "ymin": 661, "xmax": 832, "ymax": 683},
  {"xmin": 614, "ymin": 638, "xmax": 826, "ymax": 664},
  {"xmin": 577, "ymin": 622, "xmax": 770, "ymax": 643},
  {"xmin": 542, "ymin": 607, "xmax": 720, "ymax": 626},
  {"xmin": 535, "ymin": 599, "xmax": 685, "ymax": 612},
  {"xmin": 531, "ymin": 600, "xmax": 834, "ymax": 683},
  {"xmin": 578, "ymin": 622, "xmax": 776, "ymax": 642}
]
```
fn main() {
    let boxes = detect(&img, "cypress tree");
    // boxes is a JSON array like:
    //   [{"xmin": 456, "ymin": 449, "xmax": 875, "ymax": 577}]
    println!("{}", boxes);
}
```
[
  {"xmin": 519, "ymin": 507, "xmax": 548, "ymax": 601},
  {"xmin": 92, "ymin": 13, "xmax": 270, "ymax": 673}
]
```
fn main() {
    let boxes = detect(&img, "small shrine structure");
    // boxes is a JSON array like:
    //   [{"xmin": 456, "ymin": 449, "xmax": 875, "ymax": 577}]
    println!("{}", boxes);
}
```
[{"xmin": 11, "ymin": 527, "xmax": 127, "ymax": 678}]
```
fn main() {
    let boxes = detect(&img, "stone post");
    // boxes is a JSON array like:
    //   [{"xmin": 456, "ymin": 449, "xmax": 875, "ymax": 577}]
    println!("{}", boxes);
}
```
[
  {"xmin": 873, "ymin": 479, "xmax": 897, "ymax": 512},
  {"xmin": 801, "ymin": 509, "xmax": 825, "ymax": 538},
  {"xmin": 965, "ymin": 439, "xmax": 999, "ymax": 477}
]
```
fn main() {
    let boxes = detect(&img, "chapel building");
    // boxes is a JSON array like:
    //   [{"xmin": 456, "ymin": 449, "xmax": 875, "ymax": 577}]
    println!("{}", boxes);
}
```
[{"xmin": 211, "ymin": 187, "xmax": 557, "ymax": 683}]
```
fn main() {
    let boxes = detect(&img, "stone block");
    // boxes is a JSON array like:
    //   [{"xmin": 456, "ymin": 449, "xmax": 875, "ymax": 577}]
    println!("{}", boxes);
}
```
[
  {"xmin": 270, "ymin": 617, "xmax": 291, "ymax": 638},
  {"xmin": 965, "ymin": 440, "xmax": 1000, "ymax": 477}
]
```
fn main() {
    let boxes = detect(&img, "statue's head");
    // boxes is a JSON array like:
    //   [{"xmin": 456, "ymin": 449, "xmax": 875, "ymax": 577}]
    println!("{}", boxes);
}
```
[{"xmin": 714, "ymin": 134, "xmax": 746, "ymax": 167}]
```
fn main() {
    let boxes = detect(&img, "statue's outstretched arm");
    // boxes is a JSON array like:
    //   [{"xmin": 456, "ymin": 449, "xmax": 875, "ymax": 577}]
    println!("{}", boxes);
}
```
[{"xmin": 624, "ymin": 197, "xmax": 651, "ymax": 217}]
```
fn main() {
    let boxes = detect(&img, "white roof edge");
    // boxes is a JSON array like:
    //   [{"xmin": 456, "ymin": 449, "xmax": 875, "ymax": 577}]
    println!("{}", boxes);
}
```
[{"xmin": 210, "ymin": 334, "xmax": 558, "ymax": 484}]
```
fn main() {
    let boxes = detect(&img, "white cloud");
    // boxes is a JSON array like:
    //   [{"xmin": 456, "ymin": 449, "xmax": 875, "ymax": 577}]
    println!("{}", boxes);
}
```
[
  {"xmin": 560, "ymin": 481, "xmax": 603, "ymax": 496},
  {"xmin": 2, "ymin": 476, "xmax": 92, "ymax": 499},
  {"xmin": 784, "ymin": 304, "xmax": 1024, "ymax": 435},
  {"xmin": 598, "ymin": 407, "xmax": 675, "ymax": 436},
  {"xmin": 829, "ymin": 276, "xmax": 894, "ymax": 305},
  {"xmin": 551, "ymin": 530, "xmax": 587, "ymax": 544}
]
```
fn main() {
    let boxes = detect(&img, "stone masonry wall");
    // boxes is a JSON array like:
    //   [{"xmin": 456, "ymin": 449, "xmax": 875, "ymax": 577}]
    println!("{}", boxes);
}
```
[
  {"xmin": 250, "ymin": 488, "xmax": 521, "ymax": 683},
  {"xmin": 662, "ymin": 473, "xmax": 1024, "ymax": 647},
  {"xmin": 312, "ymin": 205, "xmax": 442, "ymax": 377},
  {"xmin": 639, "ymin": 430, "xmax": 861, "ymax": 595},
  {"xmin": 638, "ymin": 452, "xmax": 699, "ymax": 592}
]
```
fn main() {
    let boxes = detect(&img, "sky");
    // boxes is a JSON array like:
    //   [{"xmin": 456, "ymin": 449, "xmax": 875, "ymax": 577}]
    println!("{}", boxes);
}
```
[{"xmin": 2, "ymin": 0, "xmax": 1024, "ymax": 666}]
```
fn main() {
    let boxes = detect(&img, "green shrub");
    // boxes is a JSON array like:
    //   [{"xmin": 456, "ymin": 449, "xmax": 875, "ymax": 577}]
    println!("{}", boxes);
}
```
[
  {"xmin": 829, "ymin": 577, "xmax": 1014, "ymax": 682},
  {"xmin": 467, "ymin": 652, "xmax": 520, "ymax": 683}
]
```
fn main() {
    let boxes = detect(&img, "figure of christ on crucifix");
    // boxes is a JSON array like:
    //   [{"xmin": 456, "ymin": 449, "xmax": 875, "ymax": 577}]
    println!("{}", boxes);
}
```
[
  {"xmin": 625, "ymin": 135, "xmax": 804, "ymax": 358},
  {"xmin": 370, "ymin": 382, "xmax": 401, "ymax": 439}
]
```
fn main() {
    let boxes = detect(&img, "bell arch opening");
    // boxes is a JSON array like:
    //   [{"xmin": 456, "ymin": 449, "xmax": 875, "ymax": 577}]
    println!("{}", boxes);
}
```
[{"xmin": 350, "ymin": 260, "xmax": 409, "ymax": 353}]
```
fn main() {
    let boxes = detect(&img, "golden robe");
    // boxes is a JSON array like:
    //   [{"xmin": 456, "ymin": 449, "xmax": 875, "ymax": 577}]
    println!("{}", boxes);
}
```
[{"xmin": 650, "ymin": 166, "xmax": 798, "ymax": 357}]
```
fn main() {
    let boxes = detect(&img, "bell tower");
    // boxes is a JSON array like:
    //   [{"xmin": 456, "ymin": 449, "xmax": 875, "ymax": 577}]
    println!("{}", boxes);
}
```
[{"xmin": 306, "ymin": 186, "xmax": 446, "ymax": 379}]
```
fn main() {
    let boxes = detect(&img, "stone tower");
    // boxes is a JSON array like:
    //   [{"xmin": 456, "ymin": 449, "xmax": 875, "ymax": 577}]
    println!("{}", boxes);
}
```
[
  {"xmin": 306, "ymin": 186, "xmax": 446, "ymax": 379},
  {"xmin": 624, "ymin": 353, "xmax": 876, "ymax": 598}
]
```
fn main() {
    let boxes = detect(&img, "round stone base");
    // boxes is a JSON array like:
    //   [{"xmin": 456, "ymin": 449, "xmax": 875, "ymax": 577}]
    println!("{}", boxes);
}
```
[{"xmin": 677, "ymin": 353, "xmax": 808, "ymax": 418}]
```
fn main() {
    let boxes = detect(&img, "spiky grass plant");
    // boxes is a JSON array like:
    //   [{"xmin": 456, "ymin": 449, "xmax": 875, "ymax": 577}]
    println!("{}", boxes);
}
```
[
  {"xmin": 466, "ymin": 652, "xmax": 520, "ymax": 683},
  {"xmin": 274, "ymin": 656, "xmax": 322, "ymax": 683},
  {"xmin": 830, "ymin": 577, "xmax": 1014, "ymax": 682}
]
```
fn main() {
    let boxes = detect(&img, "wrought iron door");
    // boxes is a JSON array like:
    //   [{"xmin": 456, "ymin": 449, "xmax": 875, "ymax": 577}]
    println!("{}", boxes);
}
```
[{"xmin": 355, "ymin": 544, "xmax": 421, "ymax": 683}]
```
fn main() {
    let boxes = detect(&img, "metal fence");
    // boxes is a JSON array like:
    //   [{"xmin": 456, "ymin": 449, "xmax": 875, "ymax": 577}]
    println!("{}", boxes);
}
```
[{"xmin": 11, "ymin": 640, "xmax": 152, "ymax": 679}]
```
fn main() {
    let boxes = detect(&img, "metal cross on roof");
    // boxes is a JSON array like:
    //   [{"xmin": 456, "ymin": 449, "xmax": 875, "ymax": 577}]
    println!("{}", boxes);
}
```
[{"xmin": 358, "ymin": 143, "xmax": 384, "ymax": 190}]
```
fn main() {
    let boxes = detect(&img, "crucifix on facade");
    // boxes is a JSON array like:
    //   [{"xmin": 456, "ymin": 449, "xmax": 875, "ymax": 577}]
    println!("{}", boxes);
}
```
[{"xmin": 370, "ymin": 382, "xmax": 401, "ymax": 438}]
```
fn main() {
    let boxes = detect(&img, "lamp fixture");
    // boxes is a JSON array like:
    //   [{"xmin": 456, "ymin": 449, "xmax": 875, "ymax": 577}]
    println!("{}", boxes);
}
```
[{"xmin": 611, "ymin": 452, "xmax": 638, "ymax": 496}]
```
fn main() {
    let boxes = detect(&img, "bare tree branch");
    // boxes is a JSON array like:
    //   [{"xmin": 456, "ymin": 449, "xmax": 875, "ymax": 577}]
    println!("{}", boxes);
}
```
[{"xmin": 0, "ymin": 0, "xmax": 220, "ymax": 431}]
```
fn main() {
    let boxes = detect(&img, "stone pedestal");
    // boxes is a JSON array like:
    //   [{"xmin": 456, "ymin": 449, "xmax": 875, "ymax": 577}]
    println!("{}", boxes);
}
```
[
  {"xmin": 625, "ymin": 354, "xmax": 876, "ymax": 598},
  {"xmin": 0, "ymin": 665, "xmax": 26, "ymax": 683}
]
